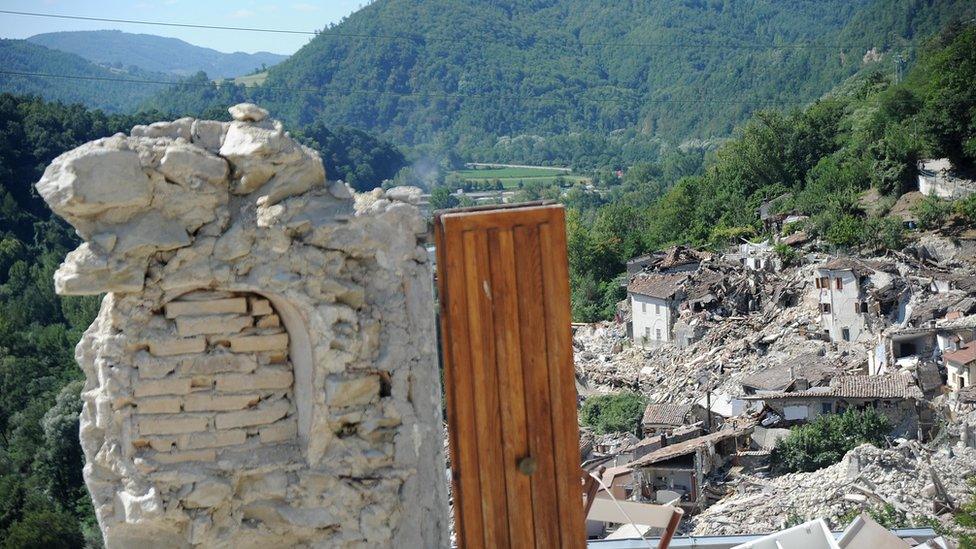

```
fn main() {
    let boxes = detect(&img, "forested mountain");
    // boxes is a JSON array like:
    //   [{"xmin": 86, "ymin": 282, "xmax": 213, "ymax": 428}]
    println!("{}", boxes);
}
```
[
  {"xmin": 565, "ymin": 22, "xmax": 976, "ymax": 320},
  {"xmin": 0, "ymin": 39, "xmax": 176, "ymax": 113},
  {"xmin": 28, "ymin": 31, "xmax": 287, "ymax": 79},
  {"xmin": 146, "ymin": 0, "xmax": 973, "ymax": 165}
]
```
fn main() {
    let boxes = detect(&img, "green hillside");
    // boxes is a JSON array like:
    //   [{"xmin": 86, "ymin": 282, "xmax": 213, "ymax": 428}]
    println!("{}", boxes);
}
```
[
  {"xmin": 146, "ymin": 0, "xmax": 974, "ymax": 166},
  {"xmin": 564, "ymin": 22, "xmax": 976, "ymax": 320},
  {"xmin": 28, "ymin": 30, "xmax": 287, "ymax": 79},
  {"xmin": 0, "ymin": 39, "xmax": 176, "ymax": 113}
]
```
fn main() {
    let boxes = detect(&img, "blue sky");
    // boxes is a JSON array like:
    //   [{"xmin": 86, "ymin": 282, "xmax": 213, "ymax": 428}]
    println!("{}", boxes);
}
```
[{"xmin": 0, "ymin": 0, "xmax": 364, "ymax": 54}]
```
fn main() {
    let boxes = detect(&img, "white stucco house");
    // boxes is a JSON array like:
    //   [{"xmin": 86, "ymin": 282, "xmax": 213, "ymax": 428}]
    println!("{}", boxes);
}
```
[
  {"xmin": 628, "ymin": 272, "xmax": 689, "ymax": 347},
  {"xmin": 918, "ymin": 158, "xmax": 976, "ymax": 199},
  {"xmin": 946, "ymin": 343, "xmax": 976, "ymax": 391},
  {"xmin": 815, "ymin": 259, "xmax": 872, "ymax": 343}
]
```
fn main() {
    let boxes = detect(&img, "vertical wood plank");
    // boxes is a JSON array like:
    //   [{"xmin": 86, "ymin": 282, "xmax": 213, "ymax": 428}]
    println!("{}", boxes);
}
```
[
  {"xmin": 462, "ymin": 229, "xmax": 510, "ymax": 549},
  {"xmin": 488, "ymin": 228, "xmax": 537, "ymax": 547},
  {"xmin": 513, "ymin": 224, "xmax": 563, "ymax": 547},
  {"xmin": 437, "ymin": 221, "xmax": 485, "ymax": 549},
  {"xmin": 437, "ymin": 204, "xmax": 584, "ymax": 549},
  {"xmin": 539, "ymin": 217, "xmax": 587, "ymax": 548}
]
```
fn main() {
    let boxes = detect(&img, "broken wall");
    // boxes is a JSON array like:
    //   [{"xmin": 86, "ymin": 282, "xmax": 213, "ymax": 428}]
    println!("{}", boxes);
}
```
[{"xmin": 36, "ymin": 104, "xmax": 448, "ymax": 548}]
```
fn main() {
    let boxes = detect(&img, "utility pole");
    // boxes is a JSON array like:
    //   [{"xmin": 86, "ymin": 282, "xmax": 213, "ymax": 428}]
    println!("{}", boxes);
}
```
[{"xmin": 705, "ymin": 388, "xmax": 712, "ymax": 433}]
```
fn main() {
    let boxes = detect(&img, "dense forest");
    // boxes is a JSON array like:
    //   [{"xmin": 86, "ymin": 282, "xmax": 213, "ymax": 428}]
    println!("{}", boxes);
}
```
[
  {"xmin": 0, "ymin": 96, "xmax": 162, "ymax": 546},
  {"xmin": 146, "ymin": 0, "xmax": 973, "ymax": 166},
  {"xmin": 564, "ymin": 21, "xmax": 976, "ymax": 321}
]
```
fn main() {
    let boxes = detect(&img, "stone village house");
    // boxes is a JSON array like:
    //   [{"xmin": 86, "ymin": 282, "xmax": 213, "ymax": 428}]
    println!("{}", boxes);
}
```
[
  {"xmin": 743, "ymin": 375, "xmax": 925, "ymax": 438},
  {"xmin": 625, "ymin": 428, "xmax": 751, "ymax": 513},
  {"xmin": 815, "ymin": 259, "xmax": 874, "ymax": 343},
  {"xmin": 945, "ymin": 342, "xmax": 976, "ymax": 391},
  {"xmin": 628, "ymin": 273, "xmax": 689, "ymax": 347},
  {"xmin": 641, "ymin": 403, "xmax": 693, "ymax": 437}
]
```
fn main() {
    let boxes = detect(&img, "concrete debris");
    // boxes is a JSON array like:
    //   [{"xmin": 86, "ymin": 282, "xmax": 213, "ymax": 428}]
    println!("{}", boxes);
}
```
[
  {"xmin": 688, "ymin": 441, "xmax": 976, "ymax": 536},
  {"xmin": 578, "ymin": 234, "xmax": 976, "ymax": 540}
]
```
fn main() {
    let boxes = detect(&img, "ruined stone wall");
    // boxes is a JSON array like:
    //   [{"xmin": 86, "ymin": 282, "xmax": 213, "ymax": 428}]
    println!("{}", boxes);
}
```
[{"xmin": 37, "ymin": 104, "xmax": 448, "ymax": 548}]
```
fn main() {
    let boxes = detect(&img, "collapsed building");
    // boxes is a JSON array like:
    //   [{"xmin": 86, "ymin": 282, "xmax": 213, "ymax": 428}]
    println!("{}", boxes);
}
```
[
  {"xmin": 577, "ymin": 219, "xmax": 976, "ymax": 537},
  {"xmin": 743, "ymin": 375, "xmax": 926, "ymax": 437}
]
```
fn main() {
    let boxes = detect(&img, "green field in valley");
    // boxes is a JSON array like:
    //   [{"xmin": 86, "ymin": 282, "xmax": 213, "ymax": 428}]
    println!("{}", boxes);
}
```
[
  {"xmin": 231, "ymin": 71, "xmax": 269, "ymax": 87},
  {"xmin": 452, "ymin": 167, "xmax": 588, "ymax": 188}
]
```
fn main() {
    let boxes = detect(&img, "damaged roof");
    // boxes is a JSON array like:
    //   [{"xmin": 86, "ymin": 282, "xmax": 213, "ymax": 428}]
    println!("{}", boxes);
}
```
[
  {"xmin": 743, "ymin": 375, "xmax": 923, "ymax": 401},
  {"xmin": 820, "ymin": 258, "xmax": 876, "ymax": 278},
  {"xmin": 908, "ymin": 293, "xmax": 976, "ymax": 326},
  {"xmin": 945, "ymin": 343, "xmax": 976, "ymax": 366},
  {"xmin": 781, "ymin": 231, "xmax": 810, "ymax": 247},
  {"xmin": 641, "ymin": 403, "xmax": 692, "ymax": 427},
  {"xmin": 627, "ymin": 428, "xmax": 747, "ymax": 467},
  {"xmin": 740, "ymin": 353, "xmax": 838, "ymax": 392},
  {"xmin": 628, "ymin": 272, "xmax": 689, "ymax": 299}
]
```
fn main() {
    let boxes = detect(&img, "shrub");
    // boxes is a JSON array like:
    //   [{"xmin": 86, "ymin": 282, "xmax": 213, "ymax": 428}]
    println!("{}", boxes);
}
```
[
  {"xmin": 772, "ymin": 408, "xmax": 891, "ymax": 473},
  {"xmin": 956, "ymin": 194, "xmax": 976, "ymax": 223},
  {"xmin": 774, "ymin": 243, "xmax": 801, "ymax": 266},
  {"xmin": 864, "ymin": 216, "xmax": 905, "ymax": 251},
  {"xmin": 913, "ymin": 195, "xmax": 952, "ymax": 230},
  {"xmin": 579, "ymin": 392, "xmax": 647, "ymax": 436},
  {"xmin": 825, "ymin": 215, "xmax": 866, "ymax": 248}
]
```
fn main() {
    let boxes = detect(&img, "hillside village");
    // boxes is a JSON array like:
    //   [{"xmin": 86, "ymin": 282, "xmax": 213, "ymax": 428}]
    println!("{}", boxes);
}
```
[{"xmin": 574, "ymin": 161, "xmax": 976, "ymax": 541}]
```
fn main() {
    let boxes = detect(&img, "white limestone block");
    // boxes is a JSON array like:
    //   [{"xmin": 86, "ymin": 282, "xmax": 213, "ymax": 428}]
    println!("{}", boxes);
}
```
[
  {"xmin": 183, "ymin": 393, "xmax": 260, "ymax": 412},
  {"xmin": 148, "ymin": 337, "xmax": 207, "ymax": 357},
  {"xmin": 259, "ymin": 419, "xmax": 298, "ymax": 444},
  {"xmin": 175, "ymin": 314, "xmax": 253, "ymax": 337},
  {"xmin": 133, "ymin": 378, "xmax": 191, "ymax": 398},
  {"xmin": 228, "ymin": 103, "xmax": 269, "ymax": 122},
  {"xmin": 164, "ymin": 298, "xmax": 248, "ymax": 318},
  {"xmin": 177, "ymin": 429, "xmax": 247, "ymax": 450},
  {"xmin": 184, "ymin": 480, "xmax": 232, "ymax": 508},
  {"xmin": 138, "ymin": 417, "xmax": 208, "ymax": 435},
  {"xmin": 135, "ymin": 397, "xmax": 182, "ymax": 414},
  {"xmin": 326, "ymin": 375, "xmax": 381, "ymax": 407},
  {"xmin": 152, "ymin": 448, "xmax": 216, "ymax": 464},
  {"xmin": 228, "ymin": 333, "xmax": 289, "ymax": 353},
  {"xmin": 214, "ymin": 370, "xmax": 293, "ymax": 392},
  {"xmin": 37, "ymin": 147, "xmax": 152, "ymax": 217},
  {"xmin": 214, "ymin": 400, "xmax": 289, "ymax": 430}
]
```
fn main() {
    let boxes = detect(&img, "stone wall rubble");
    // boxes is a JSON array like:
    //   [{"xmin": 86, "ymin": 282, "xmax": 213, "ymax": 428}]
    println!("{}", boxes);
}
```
[{"xmin": 36, "ymin": 103, "xmax": 448, "ymax": 548}]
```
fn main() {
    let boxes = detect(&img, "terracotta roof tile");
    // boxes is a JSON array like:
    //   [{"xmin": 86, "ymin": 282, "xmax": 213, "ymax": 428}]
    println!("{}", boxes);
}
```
[
  {"xmin": 740, "ymin": 353, "xmax": 837, "ymax": 392},
  {"xmin": 641, "ymin": 403, "xmax": 692, "ymax": 427},
  {"xmin": 626, "ymin": 428, "xmax": 747, "ymax": 467},
  {"xmin": 628, "ymin": 272, "xmax": 688, "ymax": 299},
  {"xmin": 945, "ymin": 343, "xmax": 976, "ymax": 366},
  {"xmin": 744, "ymin": 375, "xmax": 922, "ymax": 400}
]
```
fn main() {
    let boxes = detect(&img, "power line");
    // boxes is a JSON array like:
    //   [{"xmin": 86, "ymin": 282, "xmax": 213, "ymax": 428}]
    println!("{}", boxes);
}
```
[
  {"xmin": 0, "ymin": 10, "xmax": 318, "ymax": 36},
  {"xmin": 0, "ymin": 9, "xmax": 921, "ymax": 52},
  {"xmin": 0, "ymin": 69, "xmax": 929, "ymax": 108}
]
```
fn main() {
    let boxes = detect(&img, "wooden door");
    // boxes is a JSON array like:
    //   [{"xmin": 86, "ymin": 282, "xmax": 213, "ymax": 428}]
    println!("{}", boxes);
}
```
[{"xmin": 435, "ymin": 203, "xmax": 585, "ymax": 548}]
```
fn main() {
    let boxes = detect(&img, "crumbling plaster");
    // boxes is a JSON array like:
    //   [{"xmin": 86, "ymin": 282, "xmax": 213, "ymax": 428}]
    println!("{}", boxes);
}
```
[{"xmin": 37, "ymin": 103, "xmax": 449, "ymax": 548}]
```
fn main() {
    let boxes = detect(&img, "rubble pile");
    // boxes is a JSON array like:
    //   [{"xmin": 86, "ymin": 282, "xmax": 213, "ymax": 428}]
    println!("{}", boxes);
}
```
[
  {"xmin": 689, "ymin": 441, "xmax": 976, "ymax": 535},
  {"xmin": 575, "ymin": 248, "xmax": 976, "ymax": 406},
  {"xmin": 579, "ymin": 235, "xmax": 976, "ymax": 540},
  {"xmin": 574, "ymin": 261, "xmax": 838, "ymax": 403}
]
